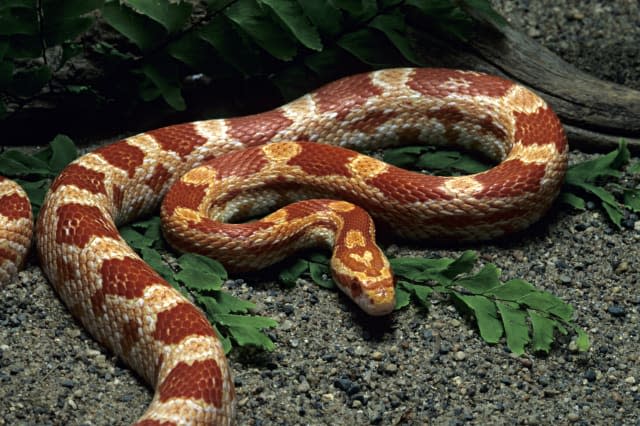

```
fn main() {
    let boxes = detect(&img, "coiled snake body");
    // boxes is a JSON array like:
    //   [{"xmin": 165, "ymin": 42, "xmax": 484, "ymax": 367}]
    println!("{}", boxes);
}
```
[{"xmin": 0, "ymin": 68, "xmax": 567, "ymax": 425}]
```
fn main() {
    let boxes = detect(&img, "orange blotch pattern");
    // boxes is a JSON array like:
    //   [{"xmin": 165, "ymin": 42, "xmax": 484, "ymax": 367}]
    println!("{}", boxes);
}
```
[
  {"xmin": 474, "ymin": 159, "xmax": 546, "ymax": 199},
  {"xmin": 153, "ymin": 303, "xmax": 216, "ymax": 345},
  {"xmin": 158, "ymin": 359, "xmax": 224, "ymax": 407},
  {"xmin": 227, "ymin": 109, "xmax": 293, "ymax": 146},
  {"xmin": 313, "ymin": 73, "xmax": 383, "ymax": 121},
  {"xmin": 55, "ymin": 204, "xmax": 119, "ymax": 248},
  {"xmin": 0, "ymin": 193, "xmax": 31, "ymax": 220},
  {"xmin": 514, "ymin": 107, "xmax": 567, "ymax": 153},
  {"xmin": 95, "ymin": 142, "xmax": 145, "ymax": 178},
  {"xmin": 149, "ymin": 123, "xmax": 207, "ymax": 158},
  {"xmin": 50, "ymin": 164, "xmax": 106, "ymax": 196}
]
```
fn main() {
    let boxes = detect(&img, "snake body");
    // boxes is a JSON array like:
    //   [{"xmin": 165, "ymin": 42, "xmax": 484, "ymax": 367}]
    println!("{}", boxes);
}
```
[{"xmin": 1, "ymin": 68, "xmax": 567, "ymax": 424}]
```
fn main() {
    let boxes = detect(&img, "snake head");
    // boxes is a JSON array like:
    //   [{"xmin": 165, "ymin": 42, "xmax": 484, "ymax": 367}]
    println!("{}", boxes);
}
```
[{"xmin": 330, "ymin": 247, "xmax": 396, "ymax": 316}]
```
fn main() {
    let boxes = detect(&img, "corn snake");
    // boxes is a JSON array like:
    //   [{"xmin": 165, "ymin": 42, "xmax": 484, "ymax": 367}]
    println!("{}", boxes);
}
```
[{"xmin": 0, "ymin": 68, "xmax": 567, "ymax": 425}]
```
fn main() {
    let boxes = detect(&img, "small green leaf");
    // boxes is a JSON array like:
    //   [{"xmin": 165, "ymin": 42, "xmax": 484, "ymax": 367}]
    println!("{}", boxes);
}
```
[
  {"xmin": 482, "ymin": 279, "xmax": 536, "ymax": 301},
  {"xmin": 309, "ymin": 262, "xmax": 335, "ymax": 289},
  {"xmin": 225, "ymin": 0, "xmax": 297, "ymax": 61},
  {"xmin": 216, "ymin": 313, "xmax": 278, "ymax": 350},
  {"xmin": 333, "ymin": 0, "xmax": 377, "ymax": 21},
  {"xmin": 443, "ymin": 251, "xmax": 478, "ymax": 278},
  {"xmin": 397, "ymin": 281, "xmax": 432, "ymax": 308},
  {"xmin": 199, "ymin": 15, "xmax": 262, "ymax": 75},
  {"xmin": 337, "ymin": 28, "xmax": 403, "ymax": 67},
  {"xmin": 0, "ymin": 6, "xmax": 38, "ymax": 36},
  {"xmin": 623, "ymin": 189, "xmax": 640, "ymax": 212},
  {"xmin": 559, "ymin": 192, "xmax": 586, "ymax": 210},
  {"xmin": 140, "ymin": 63, "xmax": 185, "ymax": 110},
  {"xmin": 565, "ymin": 141, "xmax": 628, "ymax": 186},
  {"xmin": 297, "ymin": 0, "xmax": 342, "ymax": 36},
  {"xmin": 214, "ymin": 325, "xmax": 233, "ymax": 354},
  {"xmin": 496, "ymin": 301, "xmax": 529, "ymax": 355},
  {"xmin": 175, "ymin": 253, "xmax": 227, "ymax": 291},
  {"xmin": 368, "ymin": 13, "xmax": 423, "ymax": 65},
  {"xmin": 48, "ymin": 135, "xmax": 78, "ymax": 172},
  {"xmin": 383, "ymin": 146, "xmax": 427, "ymax": 168},
  {"xmin": 394, "ymin": 285, "xmax": 412, "ymax": 310},
  {"xmin": 225, "ymin": 324, "xmax": 275, "ymax": 350},
  {"xmin": 458, "ymin": 0, "xmax": 508, "ymax": 28},
  {"xmin": 453, "ymin": 293, "xmax": 503, "ymax": 344},
  {"xmin": 102, "ymin": 0, "xmax": 166, "ymax": 50},
  {"xmin": 124, "ymin": 0, "xmax": 192, "ymax": 33},
  {"xmin": 120, "ymin": 226, "xmax": 153, "ymax": 250},
  {"xmin": 140, "ymin": 247, "xmax": 178, "ymax": 287},
  {"xmin": 43, "ymin": 16, "xmax": 93, "ymax": 45},
  {"xmin": 601, "ymin": 201, "xmax": 623, "ymax": 228},
  {"xmin": 259, "ymin": 0, "xmax": 322, "ymax": 51},
  {"xmin": 519, "ymin": 292, "xmax": 573, "ymax": 322},
  {"xmin": 455, "ymin": 263, "xmax": 501, "ymax": 294},
  {"xmin": 279, "ymin": 258, "xmax": 308, "ymax": 286},
  {"xmin": 574, "ymin": 327, "xmax": 590, "ymax": 352},
  {"xmin": 415, "ymin": 150, "xmax": 490, "ymax": 175},
  {"xmin": 529, "ymin": 310, "xmax": 555, "ymax": 353}
]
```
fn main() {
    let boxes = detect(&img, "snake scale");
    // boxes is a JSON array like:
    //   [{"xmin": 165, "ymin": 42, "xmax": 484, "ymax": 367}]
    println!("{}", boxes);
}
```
[{"xmin": 0, "ymin": 68, "xmax": 567, "ymax": 425}]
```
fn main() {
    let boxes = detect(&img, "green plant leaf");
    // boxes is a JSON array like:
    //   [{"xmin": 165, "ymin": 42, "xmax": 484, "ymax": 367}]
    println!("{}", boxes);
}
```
[
  {"xmin": 215, "ymin": 313, "xmax": 278, "ymax": 350},
  {"xmin": 455, "ymin": 263, "xmax": 501, "ymax": 294},
  {"xmin": 140, "ymin": 247, "xmax": 178, "ymax": 287},
  {"xmin": 529, "ymin": 310, "xmax": 555, "ymax": 353},
  {"xmin": 309, "ymin": 261, "xmax": 335, "ymax": 288},
  {"xmin": 259, "ymin": 0, "xmax": 322, "ymax": 51},
  {"xmin": 279, "ymin": 258, "xmax": 309, "ymax": 286},
  {"xmin": 560, "ymin": 192, "xmax": 586, "ymax": 210},
  {"xmin": 337, "ymin": 28, "xmax": 403, "ymax": 66},
  {"xmin": 124, "ymin": 0, "xmax": 192, "ymax": 33},
  {"xmin": 368, "ymin": 13, "xmax": 424, "ymax": 65},
  {"xmin": 47, "ymin": 134, "xmax": 78, "ymax": 172},
  {"xmin": 458, "ymin": 0, "xmax": 508, "ymax": 28},
  {"xmin": 102, "ymin": 0, "xmax": 166, "ymax": 50},
  {"xmin": 199, "ymin": 15, "xmax": 262, "ymax": 75},
  {"xmin": 383, "ymin": 146, "xmax": 427, "ymax": 168},
  {"xmin": 453, "ymin": 293, "xmax": 503, "ymax": 343},
  {"xmin": 482, "ymin": 278, "xmax": 536, "ymax": 301},
  {"xmin": 175, "ymin": 253, "xmax": 227, "ymax": 291},
  {"xmin": 574, "ymin": 326, "xmax": 590, "ymax": 352},
  {"xmin": 496, "ymin": 301, "xmax": 529, "ymax": 355},
  {"xmin": 397, "ymin": 281, "xmax": 432, "ymax": 308},
  {"xmin": 333, "ymin": 0, "xmax": 377, "ymax": 21},
  {"xmin": 623, "ymin": 189, "xmax": 640, "ymax": 212},
  {"xmin": 224, "ymin": 0, "xmax": 297, "ymax": 61},
  {"xmin": 394, "ymin": 285, "xmax": 412, "ymax": 309},
  {"xmin": 140, "ymin": 63, "xmax": 185, "ymax": 110},
  {"xmin": 297, "ymin": 0, "xmax": 343, "ymax": 36},
  {"xmin": 518, "ymin": 291, "xmax": 573, "ymax": 322}
]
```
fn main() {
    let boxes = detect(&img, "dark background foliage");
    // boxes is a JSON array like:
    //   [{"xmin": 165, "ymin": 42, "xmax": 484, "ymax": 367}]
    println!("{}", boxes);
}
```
[{"xmin": 0, "ymin": 0, "xmax": 503, "ymax": 143}]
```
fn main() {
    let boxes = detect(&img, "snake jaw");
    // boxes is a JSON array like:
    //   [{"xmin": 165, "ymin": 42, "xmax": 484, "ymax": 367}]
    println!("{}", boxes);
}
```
[{"xmin": 330, "ymin": 257, "xmax": 396, "ymax": 317}]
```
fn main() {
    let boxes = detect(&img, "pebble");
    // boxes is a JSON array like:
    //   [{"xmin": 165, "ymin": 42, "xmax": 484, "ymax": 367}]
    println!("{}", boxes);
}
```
[
  {"xmin": 607, "ymin": 305, "xmax": 626, "ymax": 317},
  {"xmin": 614, "ymin": 261, "xmax": 629, "ymax": 274},
  {"xmin": 383, "ymin": 363, "xmax": 398, "ymax": 374},
  {"xmin": 371, "ymin": 351, "xmax": 384, "ymax": 361},
  {"xmin": 454, "ymin": 351, "xmax": 466, "ymax": 361}
]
